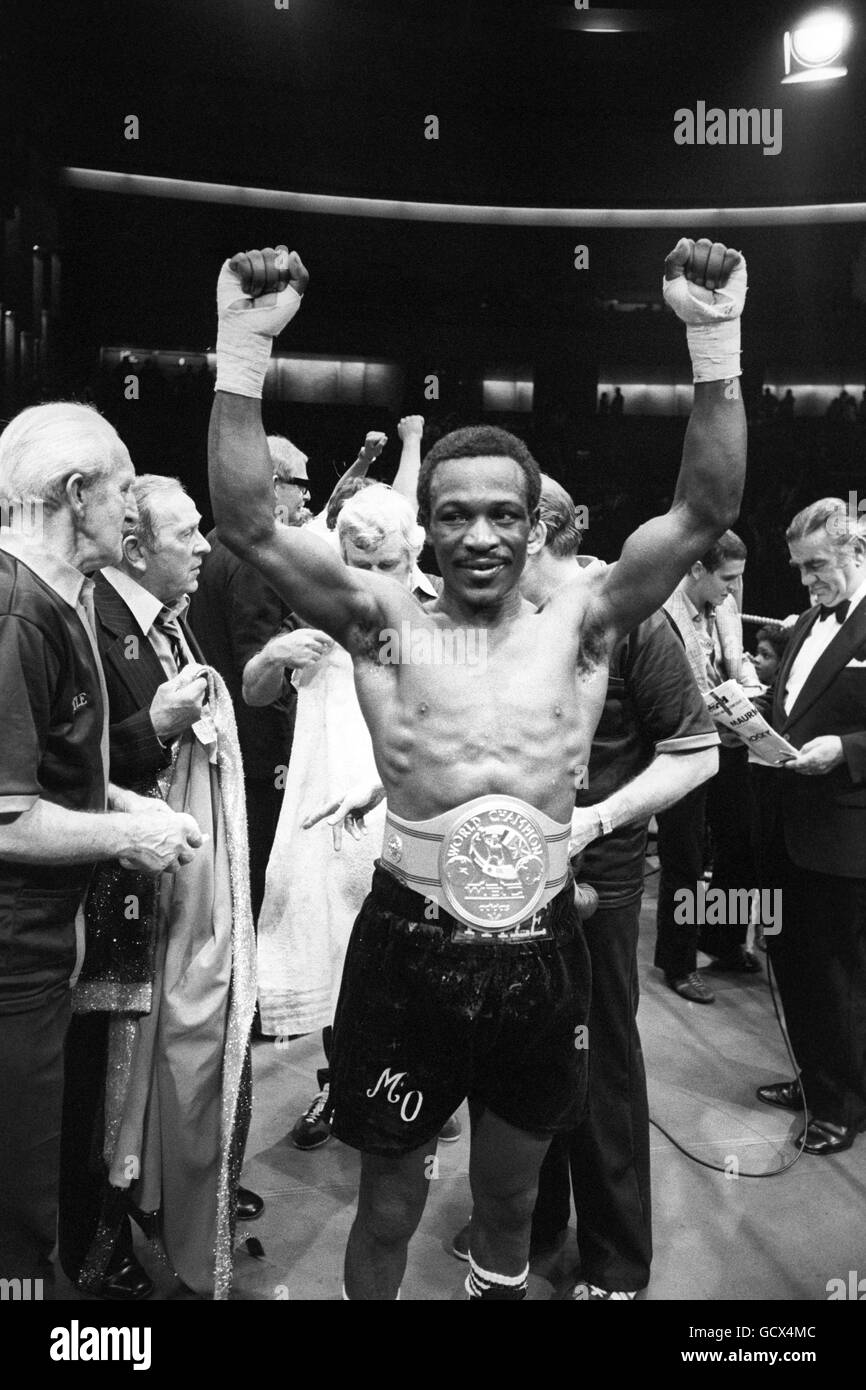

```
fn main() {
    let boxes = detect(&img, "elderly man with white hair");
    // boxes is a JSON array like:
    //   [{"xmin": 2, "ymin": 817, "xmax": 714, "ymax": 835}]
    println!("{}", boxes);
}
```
[
  {"xmin": 249, "ymin": 482, "xmax": 446, "ymax": 1150},
  {"xmin": 0, "ymin": 402, "xmax": 201, "ymax": 1292}
]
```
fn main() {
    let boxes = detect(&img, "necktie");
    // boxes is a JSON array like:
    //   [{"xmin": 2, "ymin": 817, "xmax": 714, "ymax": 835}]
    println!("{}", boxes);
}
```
[
  {"xmin": 817, "ymin": 599, "xmax": 850, "ymax": 625},
  {"xmin": 154, "ymin": 607, "xmax": 188, "ymax": 672}
]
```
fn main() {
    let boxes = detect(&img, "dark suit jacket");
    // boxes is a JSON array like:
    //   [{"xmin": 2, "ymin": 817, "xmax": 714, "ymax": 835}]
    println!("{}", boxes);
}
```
[
  {"xmin": 187, "ymin": 533, "xmax": 296, "ymax": 781},
  {"xmin": 757, "ymin": 601, "xmax": 866, "ymax": 877},
  {"xmin": 93, "ymin": 571, "xmax": 207, "ymax": 792},
  {"xmin": 73, "ymin": 573, "xmax": 208, "ymax": 1001}
]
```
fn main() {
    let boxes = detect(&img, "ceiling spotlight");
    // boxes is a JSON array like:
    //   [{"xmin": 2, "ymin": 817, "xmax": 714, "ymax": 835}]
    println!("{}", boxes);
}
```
[{"xmin": 783, "ymin": 9, "xmax": 851, "ymax": 83}]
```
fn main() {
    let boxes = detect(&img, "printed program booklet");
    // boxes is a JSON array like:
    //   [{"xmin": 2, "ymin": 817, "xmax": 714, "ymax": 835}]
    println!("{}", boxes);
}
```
[{"xmin": 706, "ymin": 679, "xmax": 798, "ymax": 766}]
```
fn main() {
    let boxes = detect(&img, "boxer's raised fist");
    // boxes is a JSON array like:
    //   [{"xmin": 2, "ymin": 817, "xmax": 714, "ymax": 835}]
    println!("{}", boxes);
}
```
[
  {"xmin": 216, "ymin": 245, "xmax": 307, "ymax": 396},
  {"xmin": 664, "ymin": 236, "xmax": 741, "ymax": 292},
  {"xmin": 227, "ymin": 245, "xmax": 309, "ymax": 301},
  {"xmin": 663, "ymin": 235, "xmax": 747, "ymax": 329}
]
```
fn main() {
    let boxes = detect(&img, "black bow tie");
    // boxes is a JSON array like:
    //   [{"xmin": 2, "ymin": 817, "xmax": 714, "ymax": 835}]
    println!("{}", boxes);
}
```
[{"xmin": 817, "ymin": 599, "xmax": 850, "ymax": 625}]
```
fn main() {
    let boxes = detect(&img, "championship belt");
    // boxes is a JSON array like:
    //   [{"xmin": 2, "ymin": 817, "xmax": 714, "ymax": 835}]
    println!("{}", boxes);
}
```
[{"xmin": 382, "ymin": 795, "xmax": 572, "ymax": 937}]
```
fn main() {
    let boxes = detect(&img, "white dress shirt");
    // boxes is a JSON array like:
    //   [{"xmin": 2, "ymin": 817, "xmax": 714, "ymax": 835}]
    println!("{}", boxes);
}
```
[
  {"xmin": 783, "ymin": 577, "xmax": 866, "ymax": 716},
  {"xmin": 101, "ymin": 566, "xmax": 195, "ymax": 677}
]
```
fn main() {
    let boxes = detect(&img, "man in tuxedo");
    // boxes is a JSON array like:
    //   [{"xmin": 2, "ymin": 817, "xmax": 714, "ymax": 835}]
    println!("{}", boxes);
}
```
[
  {"xmin": 59, "ymin": 474, "xmax": 262, "ymax": 1299},
  {"xmin": 754, "ymin": 497, "xmax": 866, "ymax": 1156}
]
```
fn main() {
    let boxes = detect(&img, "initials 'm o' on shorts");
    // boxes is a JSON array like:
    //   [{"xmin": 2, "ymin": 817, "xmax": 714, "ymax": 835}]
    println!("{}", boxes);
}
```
[{"xmin": 329, "ymin": 862, "xmax": 591, "ymax": 1156}]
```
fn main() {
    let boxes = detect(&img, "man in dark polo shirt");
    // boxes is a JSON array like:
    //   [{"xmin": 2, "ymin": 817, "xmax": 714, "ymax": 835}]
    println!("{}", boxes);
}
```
[
  {"xmin": 0, "ymin": 401, "xmax": 202, "ymax": 1290},
  {"xmin": 450, "ymin": 475, "xmax": 719, "ymax": 1299}
]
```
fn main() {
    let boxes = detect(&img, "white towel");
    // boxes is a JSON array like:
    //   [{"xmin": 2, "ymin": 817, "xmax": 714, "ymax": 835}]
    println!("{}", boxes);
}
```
[{"xmin": 256, "ymin": 639, "xmax": 384, "ymax": 1036}]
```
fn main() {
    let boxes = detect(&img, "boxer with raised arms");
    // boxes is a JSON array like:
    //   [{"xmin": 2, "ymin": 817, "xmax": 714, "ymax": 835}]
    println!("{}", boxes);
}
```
[{"xmin": 208, "ymin": 237, "xmax": 748, "ymax": 1300}]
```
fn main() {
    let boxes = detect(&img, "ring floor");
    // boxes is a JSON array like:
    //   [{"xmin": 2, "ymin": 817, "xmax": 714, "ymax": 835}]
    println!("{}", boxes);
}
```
[{"xmin": 55, "ymin": 863, "xmax": 865, "ymax": 1300}]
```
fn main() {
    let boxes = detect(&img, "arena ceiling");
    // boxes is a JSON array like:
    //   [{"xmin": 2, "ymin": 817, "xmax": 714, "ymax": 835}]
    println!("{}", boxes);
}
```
[{"xmin": 4, "ymin": 0, "xmax": 866, "ymax": 371}]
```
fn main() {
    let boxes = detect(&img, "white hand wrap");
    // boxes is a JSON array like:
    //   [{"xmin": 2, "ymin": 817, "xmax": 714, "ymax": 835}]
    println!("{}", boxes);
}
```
[
  {"xmin": 215, "ymin": 253, "xmax": 303, "ymax": 398},
  {"xmin": 663, "ymin": 257, "xmax": 748, "ymax": 383}
]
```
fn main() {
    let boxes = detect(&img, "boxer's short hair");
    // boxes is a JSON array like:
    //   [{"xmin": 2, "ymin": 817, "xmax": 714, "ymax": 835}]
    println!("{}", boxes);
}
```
[
  {"xmin": 0, "ymin": 401, "xmax": 130, "ymax": 513},
  {"xmin": 417, "ymin": 425, "xmax": 541, "ymax": 528},
  {"xmin": 128, "ymin": 474, "xmax": 187, "ymax": 550},
  {"xmin": 700, "ymin": 530, "xmax": 747, "ymax": 573},
  {"xmin": 337, "ymin": 482, "xmax": 425, "ymax": 560},
  {"xmin": 786, "ymin": 497, "xmax": 866, "ymax": 553},
  {"xmin": 538, "ymin": 474, "xmax": 584, "ymax": 558}
]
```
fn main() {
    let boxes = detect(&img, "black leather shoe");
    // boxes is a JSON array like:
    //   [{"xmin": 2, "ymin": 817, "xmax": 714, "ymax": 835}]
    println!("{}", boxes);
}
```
[
  {"xmin": 797, "ymin": 1121, "xmax": 855, "ymax": 1156},
  {"xmin": 237, "ymin": 1186, "xmax": 264, "ymax": 1221},
  {"xmin": 756, "ymin": 1080, "xmax": 805, "ymax": 1111},
  {"xmin": 98, "ymin": 1256, "xmax": 154, "ymax": 1301}
]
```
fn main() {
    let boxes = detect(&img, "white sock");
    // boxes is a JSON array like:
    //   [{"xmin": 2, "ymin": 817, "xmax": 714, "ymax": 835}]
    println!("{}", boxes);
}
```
[{"xmin": 466, "ymin": 1255, "xmax": 529, "ymax": 1301}]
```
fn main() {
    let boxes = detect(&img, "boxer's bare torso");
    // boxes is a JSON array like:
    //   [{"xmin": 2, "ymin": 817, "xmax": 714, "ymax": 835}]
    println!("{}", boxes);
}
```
[
  {"xmin": 209, "ymin": 239, "xmax": 747, "ymax": 838},
  {"xmin": 348, "ymin": 576, "xmax": 611, "ymax": 822}
]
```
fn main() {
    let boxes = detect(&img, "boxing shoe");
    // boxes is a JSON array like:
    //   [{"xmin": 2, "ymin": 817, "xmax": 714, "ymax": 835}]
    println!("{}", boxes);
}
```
[
  {"xmin": 796, "ymin": 1121, "xmax": 855, "ymax": 1156},
  {"xmin": 756, "ymin": 1080, "xmax": 804, "ymax": 1112}
]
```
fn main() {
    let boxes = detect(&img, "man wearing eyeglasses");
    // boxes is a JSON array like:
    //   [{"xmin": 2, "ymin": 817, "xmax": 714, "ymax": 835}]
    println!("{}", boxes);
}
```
[{"xmin": 271, "ymin": 437, "xmax": 312, "ymax": 528}]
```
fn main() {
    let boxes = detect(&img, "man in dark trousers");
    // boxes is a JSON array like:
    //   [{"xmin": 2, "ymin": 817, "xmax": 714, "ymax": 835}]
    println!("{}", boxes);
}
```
[{"xmin": 754, "ymin": 497, "xmax": 866, "ymax": 1156}]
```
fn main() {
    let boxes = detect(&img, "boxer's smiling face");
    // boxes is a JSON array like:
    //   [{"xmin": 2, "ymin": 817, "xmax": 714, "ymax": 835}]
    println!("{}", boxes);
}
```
[{"xmin": 427, "ymin": 457, "xmax": 535, "ymax": 609}]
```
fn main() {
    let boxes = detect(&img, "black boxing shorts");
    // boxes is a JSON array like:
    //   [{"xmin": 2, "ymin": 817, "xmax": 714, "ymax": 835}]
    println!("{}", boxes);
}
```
[{"xmin": 329, "ymin": 863, "xmax": 591, "ymax": 1157}]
